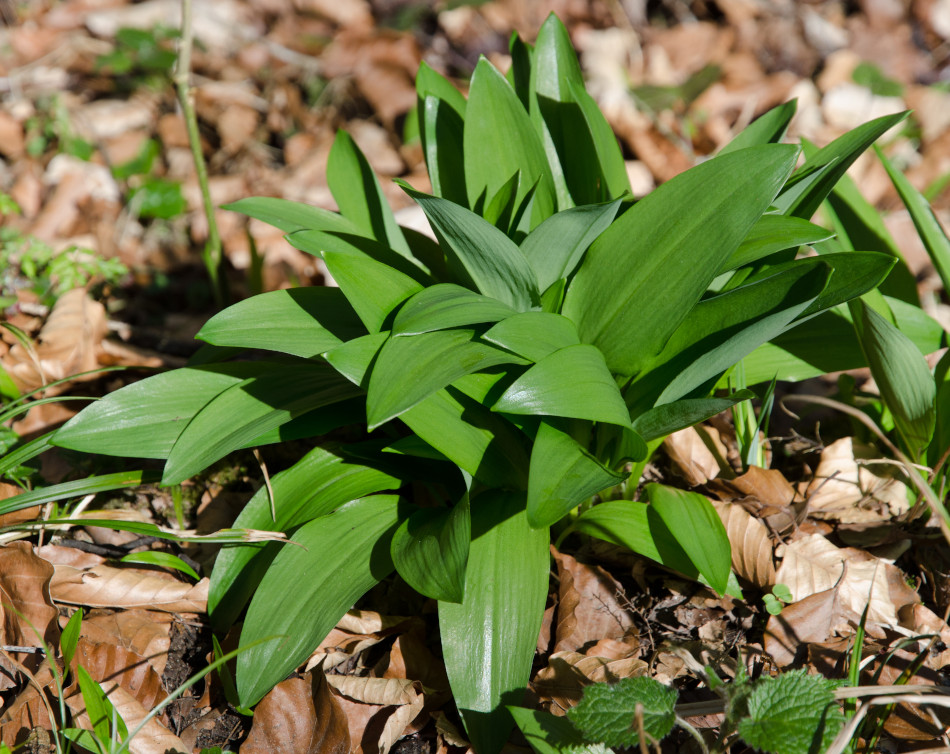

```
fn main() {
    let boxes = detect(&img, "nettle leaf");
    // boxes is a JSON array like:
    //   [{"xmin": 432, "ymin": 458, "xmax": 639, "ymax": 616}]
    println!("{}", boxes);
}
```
[
  {"xmin": 196, "ymin": 288, "xmax": 366, "ymax": 358},
  {"xmin": 53, "ymin": 363, "xmax": 271, "ymax": 459},
  {"xmin": 737, "ymin": 670, "xmax": 844, "ymax": 754},
  {"xmin": 527, "ymin": 420, "xmax": 626, "ymax": 529},
  {"xmin": 393, "ymin": 284, "xmax": 517, "ymax": 336},
  {"xmin": 508, "ymin": 707, "xmax": 610, "ymax": 754},
  {"xmin": 237, "ymin": 495, "xmax": 403, "ymax": 708},
  {"xmin": 493, "ymin": 344, "xmax": 631, "ymax": 427},
  {"xmin": 567, "ymin": 677, "xmax": 677, "ymax": 749},
  {"xmin": 391, "ymin": 494, "xmax": 470, "ymax": 603},
  {"xmin": 520, "ymin": 199, "xmax": 622, "ymax": 291},
  {"xmin": 439, "ymin": 492, "xmax": 549, "ymax": 754},
  {"xmin": 719, "ymin": 214, "xmax": 833, "ymax": 274},
  {"xmin": 719, "ymin": 99, "xmax": 797, "ymax": 155},
  {"xmin": 321, "ymin": 247, "xmax": 423, "ymax": 334},
  {"xmin": 208, "ymin": 446, "xmax": 399, "ymax": 630},
  {"xmin": 402, "ymin": 185, "xmax": 540, "ymax": 311},
  {"xmin": 464, "ymin": 57, "xmax": 556, "ymax": 226},
  {"xmin": 367, "ymin": 328, "xmax": 527, "ymax": 429},
  {"xmin": 328, "ymin": 130, "xmax": 411, "ymax": 256},
  {"xmin": 562, "ymin": 144, "xmax": 799, "ymax": 378},
  {"xmin": 483, "ymin": 311, "xmax": 580, "ymax": 362},
  {"xmin": 223, "ymin": 196, "xmax": 362, "ymax": 235},
  {"xmin": 632, "ymin": 391, "xmax": 755, "ymax": 441}
]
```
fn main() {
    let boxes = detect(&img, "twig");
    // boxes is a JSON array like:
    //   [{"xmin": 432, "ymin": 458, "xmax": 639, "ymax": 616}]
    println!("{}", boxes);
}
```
[{"xmin": 173, "ymin": 0, "xmax": 225, "ymax": 307}]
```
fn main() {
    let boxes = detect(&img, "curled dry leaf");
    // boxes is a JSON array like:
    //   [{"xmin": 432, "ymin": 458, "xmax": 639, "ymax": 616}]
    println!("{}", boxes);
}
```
[
  {"xmin": 242, "ymin": 669, "xmax": 350, "ymax": 754},
  {"xmin": 708, "ymin": 465, "xmax": 804, "ymax": 534},
  {"xmin": 65, "ymin": 682, "xmax": 187, "ymax": 754},
  {"xmin": 305, "ymin": 611, "xmax": 417, "ymax": 674},
  {"xmin": 662, "ymin": 426, "xmax": 722, "ymax": 485},
  {"xmin": 50, "ymin": 563, "xmax": 209, "ymax": 612},
  {"xmin": 712, "ymin": 500, "xmax": 776, "ymax": 587},
  {"xmin": 531, "ymin": 650, "xmax": 648, "ymax": 714},
  {"xmin": 551, "ymin": 547, "xmax": 634, "ymax": 653},
  {"xmin": 0, "ymin": 542, "xmax": 60, "ymax": 690},
  {"xmin": 327, "ymin": 675, "xmax": 425, "ymax": 754}
]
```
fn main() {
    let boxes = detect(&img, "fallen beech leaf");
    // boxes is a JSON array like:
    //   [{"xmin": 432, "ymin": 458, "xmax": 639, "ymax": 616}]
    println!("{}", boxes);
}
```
[
  {"xmin": 243, "ymin": 669, "xmax": 349, "ymax": 754},
  {"xmin": 708, "ymin": 465, "xmax": 804, "ymax": 534},
  {"xmin": 0, "ymin": 665, "xmax": 57, "ymax": 745},
  {"xmin": 663, "ymin": 427, "xmax": 721, "ymax": 485},
  {"xmin": 764, "ymin": 586, "xmax": 858, "ymax": 667},
  {"xmin": 50, "ymin": 564, "xmax": 208, "ymax": 612},
  {"xmin": 327, "ymin": 675, "xmax": 424, "ymax": 754},
  {"xmin": 80, "ymin": 609, "xmax": 174, "ymax": 678},
  {"xmin": 0, "ymin": 483, "xmax": 40, "ymax": 528},
  {"xmin": 532, "ymin": 651, "xmax": 649, "ymax": 713},
  {"xmin": 552, "ymin": 547, "xmax": 634, "ymax": 653},
  {"xmin": 861, "ymin": 648, "xmax": 950, "ymax": 740},
  {"xmin": 0, "ymin": 542, "xmax": 59, "ymax": 690},
  {"xmin": 65, "ymin": 683, "xmax": 187, "ymax": 754},
  {"xmin": 72, "ymin": 636, "xmax": 165, "ymax": 712},
  {"xmin": 712, "ymin": 500, "xmax": 776, "ymax": 587}
]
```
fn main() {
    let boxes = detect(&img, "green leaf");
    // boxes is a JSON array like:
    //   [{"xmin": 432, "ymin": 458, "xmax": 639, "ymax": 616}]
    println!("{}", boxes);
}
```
[
  {"xmin": 527, "ymin": 420, "xmax": 626, "ymax": 529},
  {"xmin": 877, "ymin": 144, "xmax": 950, "ymax": 293},
  {"xmin": 0, "ymin": 471, "xmax": 161, "ymax": 518},
  {"xmin": 323, "ymin": 331, "xmax": 389, "ymax": 386},
  {"xmin": 465, "ymin": 57, "xmax": 556, "ymax": 226},
  {"xmin": 737, "ymin": 669, "xmax": 844, "ymax": 754},
  {"xmin": 508, "ymin": 707, "xmax": 610, "ymax": 754},
  {"xmin": 719, "ymin": 99, "xmax": 797, "ymax": 155},
  {"xmin": 196, "ymin": 288, "xmax": 366, "ymax": 358},
  {"xmin": 439, "ymin": 492, "xmax": 549, "ymax": 754},
  {"xmin": 163, "ymin": 362, "xmax": 362, "ymax": 484},
  {"xmin": 567, "ymin": 676, "xmax": 677, "ymax": 748},
  {"xmin": 402, "ymin": 185, "xmax": 540, "ymax": 310},
  {"xmin": 520, "ymin": 199, "xmax": 621, "ymax": 291},
  {"xmin": 391, "ymin": 495, "xmax": 470, "ymax": 603},
  {"xmin": 852, "ymin": 299, "xmax": 936, "ymax": 458},
  {"xmin": 209, "ymin": 445, "xmax": 398, "ymax": 630},
  {"xmin": 78, "ymin": 664, "xmax": 129, "ymax": 741},
  {"xmin": 562, "ymin": 144, "xmax": 799, "ymax": 377},
  {"xmin": 53, "ymin": 364, "xmax": 270, "ymax": 459},
  {"xmin": 120, "ymin": 551, "xmax": 199, "ymax": 580},
  {"xmin": 237, "ymin": 495, "xmax": 403, "ymax": 708},
  {"xmin": 493, "ymin": 344, "xmax": 631, "ymax": 427},
  {"xmin": 289, "ymin": 228, "xmax": 432, "ymax": 284},
  {"xmin": 719, "ymin": 214, "xmax": 833, "ymax": 274},
  {"xmin": 328, "ymin": 130, "xmax": 410, "ymax": 256},
  {"xmin": 60, "ymin": 609, "xmax": 82, "ymax": 667},
  {"xmin": 632, "ymin": 391, "xmax": 755, "ymax": 441},
  {"xmin": 367, "ymin": 328, "xmax": 524, "ymax": 429},
  {"xmin": 223, "ymin": 196, "xmax": 361, "ymax": 235},
  {"xmin": 482, "ymin": 312, "xmax": 580, "ymax": 362},
  {"xmin": 393, "ymin": 284, "xmax": 517, "ymax": 336},
  {"xmin": 645, "ymin": 484, "xmax": 730, "ymax": 595},
  {"xmin": 416, "ymin": 62, "xmax": 468, "ymax": 206},
  {"xmin": 321, "ymin": 246, "xmax": 423, "ymax": 333}
]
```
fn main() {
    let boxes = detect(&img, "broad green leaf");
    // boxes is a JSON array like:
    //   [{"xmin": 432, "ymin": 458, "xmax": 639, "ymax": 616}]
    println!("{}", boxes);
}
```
[
  {"xmin": 321, "ymin": 247, "xmax": 423, "ymax": 333},
  {"xmin": 479, "ymin": 170, "xmax": 521, "ymax": 230},
  {"xmin": 887, "ymin": 295, "xmax": 946, "ymax": 354},
  {"xmin": 289, "ymin": 228, "xmax": 431, "ymax": 284},
  {"xmin": 391, "ymin": 495, "xmax": 470, "ymax": 603},
  {"xmin": 439, "ymin": 492, "xmax": 549, "ymax": 754},
  {"xmin": 527, "ymin": 420, "xmax": 626, "ymax": 529},
  {"xmin": 324, "ymin": 331, "xmax": 389, "ymax": 386},
  {"xmin": 0, "ymin": 471, "xmax": 161, "ymax": 518},
  {"xmin": 402, "ymin": 185, "xmax": 540, "ymax": 310},
  {"xmin": 223, "ymin": 196, "xmax": 362, "ymax": 235},
  {"xmin": 852, "ymin": 300, "xmax": 936, "ymax": 458},
  {"xmin": 877, "ymin": 144, "xmax": 950, "ymax": 293},
  {"xmin": 393, "ymin": 284, "xmax": 517, "ymax": 336},
  {"xmin": 645, "ymin": 483, "xmax": 730, "ymax": 596},
  {"xmin": 520, "ymin": 199, "xmax": 622, "ymax": 291},
  {"xmin": 53, "ymin": 364, "xmax": 271, "ymax": 459},
  {"xmin": 465, "ymin": 57, "xmax": 555, "ymax": 226},
  {"xmin": 60, "ymin": 610, "xmax": 82, "ymax": 667},
  {"xmin": 508, "ymin": 707, "xmax": 609, "ymax": 754},
  {"xmin": 562, "ymin": 144, "xmax": 799, "ymax": 377},
  {"xmin": 719, "ymin": 99, "xmax": 797, "ymax": 155},
  {"xmin": 930, "ymin": 349, "xmax": 950, "ymax": 471},
  {"xmin": 493, "ymin": 344, "xmax": 631, "ymax": 427},
  {"xmin": 78, "ymin": 665, "xmax": 128, "ymax": 741},
  {"xmin": 328, "ymin": 130, "xmax": 410, "ymax": 256},
  {"xmin": 632, "ymin": 391, "xmax": 755, "ymax": 441},
  {"xmin": 737, "ymin": 670, "xmax": 844, "ymax": 754},
  {"xmin": 401, "ymin": 387, "xmax": 529, "ymax": 489},
  {"xmin": 416, "ymin": 62, "xmax": 467, "ymax": 206},
  {"xmin": 775, "ymin": 111, "xmax": 908, "ymax": 220},
  {"xmin": 483, "ymin": 312, "xmax": 580, "ymax": 362},
  {"xmin": 367, "ymin": 329, "xmax": 526, "ymax": 429},
  {"xmin": 209, "ymin": 446, "xmax": 399, "ymax": 630},
  {"xmin": 507, "ymin": 31, "xmax": 533, "ymax": 109},
  {"xmin": 237, "ymin": 495, "xmax": 403, "ymax": 707},
  {"xmin": 163, "ymin": 362, "xmax": 362, "ymax": 484},
  {"xmin": 196, "ymin": 288, "xmax": 365, "ymax": 358},
  {"xmin": 718, "ymin": 214, "xmax": 833, "ymax": 274},
  {"xmin": 568, "ymin": 677, "xmax": 677, "ymax": 748}
]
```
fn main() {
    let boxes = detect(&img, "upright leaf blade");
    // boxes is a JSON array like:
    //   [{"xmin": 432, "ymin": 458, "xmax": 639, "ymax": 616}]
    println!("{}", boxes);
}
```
[
  {"xmin": 417, "ymin": 62, "xmax": 468, "ymax": 206},
  {"xmin": 719, "ymin": 99, "xmax": 797, "ymax": 155}
]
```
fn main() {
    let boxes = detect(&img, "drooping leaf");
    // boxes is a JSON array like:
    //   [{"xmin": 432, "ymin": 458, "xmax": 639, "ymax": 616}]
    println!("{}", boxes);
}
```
[
  {"xmin": 719, "ymin": 99, "xmax": 797, "ymax": 155},
  {"xmin": 492, "ymin": 344, "xmax": 632, "ymax": 427},
  {"xmin": 562, "ymin": 144, "xmax": 799, "ymax": 377},
  {"xmin": 289, "ymin": 229, "xmax": 432, "ymax": 284},
  {"xmin": 196, "ymin": 288, "xmax": 366, "ymax": 358},
  {"xmin": 482, "ymin": 311, "xmax": 580, "ymax": 362},
  {"xmin": 392, "ymin": 284, "xmax": 517, "ymax": 336},
  {"xmin": 209, "ymin": 446, "xmax": 400, "ymax": 630},
  {"xmin": 223, "ymin": 196, "xmax": 362, "ymax": 235},
  {"xmin": 526, "ymin": 420, "xmax": 626, "ymax": 529},
  {"xmin": 439, "ymin": 492, "xmax": 549, "ymax": 754},
  {"xmin": 237, "ymin": 495, "xmax": 403, "ymax": 708},
  {"xmin": 391, "ymin": 495, "xmax": 470, "ymax": 603},
  {"xmin": 568, "ymin": 677, "xmax": 677, "ymax": 749},
  {"xmin": 632, "ymin": 391, "xmax": 755, "ymax": 441}
]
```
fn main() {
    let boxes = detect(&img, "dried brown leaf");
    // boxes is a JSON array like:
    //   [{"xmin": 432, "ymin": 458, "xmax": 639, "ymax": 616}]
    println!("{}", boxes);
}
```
[
  {"xmin": 50, "ymin": 564, "xmax": 208, "ymax": 612},
  {"xmin": 532, "ymin": 651, "xmax": 648, "ymax": 713},
  {"xmin": 327, "ymin": 675, "xmax": 424, "ymax": 754},
  {"xmin": 72, "ymin": 636, "xmax": 166, "ymax": 712},
  {"xmin": 80, "ymin": 610, "xmax": 174, "ymax": 679},
  {"xmin": 764, "ymin": 586, "xmax": 857, "ymax": 667},
  {"xmin": 712, "ymin": 500, "xmax": 776, "ymax": 587},
  {"xmin": 0, "ymin": 664, "xmax": 57, "ymax": 746},
  {"xmin": 663, "ymin": 426, "xmax": 722, "ymax": 485}
]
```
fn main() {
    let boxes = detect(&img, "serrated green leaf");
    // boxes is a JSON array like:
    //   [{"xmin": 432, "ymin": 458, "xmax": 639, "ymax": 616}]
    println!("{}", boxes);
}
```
[
  {"xmin": 237, "ymin": 495, "xmax": 403, "ymax": 708},
  {"xmin": 391, "ymin": 495, "xmax": 470, "ymax": 603},
  {"xmin": 567, "ymin": 676, "xmax": 677, "ymax": 748},
  {"xmin": 719, "ymin": 99, "xmax": 797, "ymax": 155},
  {"xmin": 393, "ymin": 284, "xmax": 517, "ymax": 336},
  {"xmin": 482, "ymin": 312, "xmax": 580, "ymax": 362},
  {"xmin": 737, "ymin": 669, "xmax": 844, "ymax": 754},
  {"xmin": 196, "ymin": 288, "xmax": 366, "ymax": 358},
  {"xmin": 508, "ymin": 706, "xmax": 610, "ymax": 754}
]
